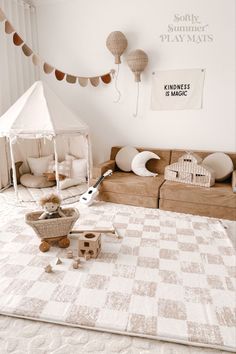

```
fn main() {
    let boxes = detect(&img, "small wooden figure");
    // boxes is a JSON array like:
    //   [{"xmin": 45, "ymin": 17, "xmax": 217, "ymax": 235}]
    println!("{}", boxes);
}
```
[
  {"xmin": 84, "ymin": 252, "xmax": 91, "ymax": 261},
  {"xmin": 45, "ymin": 264, "xmax": 52, "ymax": 273},
  {"xmin": 73, "ymin": 261, "xmax": 78, "ymax": 269},
  {"xmin": 78, "ymin": 232, "xmax": 101, "ymax": 259},
  {"xmin": 67, "ymin": 250, "xmax": 73, "ymax": 259}
]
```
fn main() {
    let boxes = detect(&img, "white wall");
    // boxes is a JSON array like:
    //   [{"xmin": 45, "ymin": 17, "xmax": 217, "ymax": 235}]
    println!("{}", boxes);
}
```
[{"xmin": 34, "ymin": 0, "xmax": 236, "ymax": 163}]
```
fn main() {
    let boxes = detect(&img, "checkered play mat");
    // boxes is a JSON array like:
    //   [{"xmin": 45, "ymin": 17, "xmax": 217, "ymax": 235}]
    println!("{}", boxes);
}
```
[{"xmin": 0, "ymin": 202, "xmax": 235, "ymax": 352}]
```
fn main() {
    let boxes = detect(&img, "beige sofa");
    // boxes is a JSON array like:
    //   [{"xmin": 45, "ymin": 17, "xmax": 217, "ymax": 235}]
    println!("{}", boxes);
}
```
[{"xmin": 92, "ymin": 147, "xmax": 236, "ymax": 220}]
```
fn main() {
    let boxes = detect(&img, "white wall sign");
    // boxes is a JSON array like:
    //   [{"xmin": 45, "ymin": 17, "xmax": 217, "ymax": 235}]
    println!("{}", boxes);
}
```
[{"xmin": 151, "ymin": 69, "xmax": 205, "ymax": 111}]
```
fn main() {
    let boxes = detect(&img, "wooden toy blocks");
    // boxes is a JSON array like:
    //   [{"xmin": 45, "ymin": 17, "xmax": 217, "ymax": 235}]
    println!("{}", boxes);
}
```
[{"xmin": 78, "ymin": 232, "xmax": 101, "ymax": 259}]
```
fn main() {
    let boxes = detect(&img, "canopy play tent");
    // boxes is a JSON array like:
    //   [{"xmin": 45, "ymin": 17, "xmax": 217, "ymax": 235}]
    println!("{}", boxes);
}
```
[{"xmin": 0, "ymin": 80, "xmax": 91, "ymax": 201}]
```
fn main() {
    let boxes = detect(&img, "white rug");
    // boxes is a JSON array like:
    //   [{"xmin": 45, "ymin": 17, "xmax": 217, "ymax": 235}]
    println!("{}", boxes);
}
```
[{"xmin": 0, "ymin": 201, "xmax": 235, "ymax": 352}]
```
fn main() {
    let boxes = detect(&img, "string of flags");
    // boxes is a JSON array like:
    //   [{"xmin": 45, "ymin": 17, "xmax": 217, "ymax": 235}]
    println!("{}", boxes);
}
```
[{"xmin": 0, "ymin": 7, "xmax": 115, "ymax": 87}]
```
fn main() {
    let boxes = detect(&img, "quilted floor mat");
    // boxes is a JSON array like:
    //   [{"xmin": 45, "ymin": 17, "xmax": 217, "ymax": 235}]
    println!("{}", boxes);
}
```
[{"xmin": 0, "ymin": 202, "xmax": 235, "ymax": 352}]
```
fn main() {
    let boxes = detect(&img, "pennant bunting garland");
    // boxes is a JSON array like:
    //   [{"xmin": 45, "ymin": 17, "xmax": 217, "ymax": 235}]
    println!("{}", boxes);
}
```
[
  {"xmin": 13, "ymin": 32, "xmax": 23, "ymax": 46},
  {"xmin": 5, "ymin": 20, "xmax": 14, "ymax": 34},
  {"xmin": 0, "ymin": 7, "xmax": 114, "ymax": 87},
  {"xmin": 55, "ymin": 70, "xmax": 65, "ymax": 81},
  {"xmin": 0, "ymin": 8, "xmax": 6, "ymax": 22}
]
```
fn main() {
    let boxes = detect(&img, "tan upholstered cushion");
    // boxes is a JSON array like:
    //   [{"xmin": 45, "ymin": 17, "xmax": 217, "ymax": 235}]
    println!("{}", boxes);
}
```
[
  {"xmin": 160, "ymin": 180, "xmax": 236, "ymax": 209},
  {"xmin": 20, "ymin": 174, "xmax": 55, "ymax": 188},
  {"xmin": 97, "ymin": 172, "xmax": 165, "ymax": 198}
]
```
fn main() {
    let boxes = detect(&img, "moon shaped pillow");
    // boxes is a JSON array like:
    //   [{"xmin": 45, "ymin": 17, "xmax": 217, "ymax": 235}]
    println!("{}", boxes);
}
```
[{"xmin": 131, "ymin": 151, "xmax": 160, "ymax": 177}]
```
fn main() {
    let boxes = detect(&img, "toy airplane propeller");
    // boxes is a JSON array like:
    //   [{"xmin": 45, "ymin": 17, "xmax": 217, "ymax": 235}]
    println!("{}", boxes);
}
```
[{"xmin": 79, "ymin": 169, "xmax": 113, "ymax": 206}]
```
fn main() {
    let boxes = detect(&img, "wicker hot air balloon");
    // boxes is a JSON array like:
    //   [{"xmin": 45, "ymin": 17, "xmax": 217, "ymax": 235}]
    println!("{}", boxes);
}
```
[
  {"xmin": 106, "ymin": 31, "xmax": 128, "ymax": 64},
  {"xmin": 127, "ymin": 49, "xmax": 148, "ymax": 82},
  {"xmin": 127, "ymin": 49, "xmax": 149, "ymax": 117}
]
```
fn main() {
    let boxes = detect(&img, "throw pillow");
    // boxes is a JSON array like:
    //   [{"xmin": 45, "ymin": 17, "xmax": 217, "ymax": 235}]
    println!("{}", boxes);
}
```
[
  {"xmin": 131, "ymin": 151, "xmax": 160, "ymax": 177},
  {"xmin": 20, "ymin": 174, "xmax": 55, "ymax": 188},
  {"xmin": 59, "ymin": 177, "xmax": 86, "ymax": 190},
  {"xmin": 115, "ymin": 146, "xmax": 139, "ymax": 172},
  {"xmin": 202, "ymin": 152, "xmax": 234, "ymax": 181},
  {"xmin": 47, "ymin": 160, "xmax": 72, "ymax": 178},
  {"xmin": 71, "ymin": 159, "xmax": 87, "ymax": 180},
  {"xmin": 27, "ymin": 155, "xmax": 53, "ymax": 176},
  {"xmin": 43, "ymin": 172, "xmax": 66, "ymax": 181},
  {"xmin": 65, "ymin": 154, "xmax": 87, "ymax": 180}
]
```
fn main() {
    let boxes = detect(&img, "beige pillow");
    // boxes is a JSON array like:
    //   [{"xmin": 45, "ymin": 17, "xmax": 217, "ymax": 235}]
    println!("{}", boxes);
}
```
[
  {"xmin": 20, "ymin": 174, "xmax": 55, "ymax": 188},
  {"xmin": 202, "ymin": 152, "xmax": 234, "ymax": 181},
  {"xmin": 27, "ymin": 155, "xmax": 53, "ymax": 176},
  {"xmin": 115, "ymin": 146, "xmax": 139, "ymax": 172}
]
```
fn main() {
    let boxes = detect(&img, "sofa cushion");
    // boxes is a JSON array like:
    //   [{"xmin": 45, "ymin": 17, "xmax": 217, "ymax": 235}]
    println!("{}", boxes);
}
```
[
  {"xmin": 160, "ymin": 180, "xmax": 236, "ymax": 209},
  {"xmin": 98, "ymin": 172, "xmax": 165, "ymax": 198},
  {"xmin": 170, "ymin": 150, "xmax": 236, "ymax": 169},
  {"xmin": 110, "ymin": 147, "xmax": 171, "ymax": 174}
]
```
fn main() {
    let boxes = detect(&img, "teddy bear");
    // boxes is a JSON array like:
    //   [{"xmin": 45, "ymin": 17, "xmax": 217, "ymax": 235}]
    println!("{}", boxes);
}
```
[{"xmin": 38, "ymin": 194, "xmax": 66, "ymax": 220}]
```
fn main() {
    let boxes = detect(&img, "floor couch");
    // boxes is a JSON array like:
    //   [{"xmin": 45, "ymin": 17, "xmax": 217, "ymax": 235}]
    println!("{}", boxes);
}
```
[{"xmin": 92, "ymin": 147, "xmax": 236, "ymax": 220}]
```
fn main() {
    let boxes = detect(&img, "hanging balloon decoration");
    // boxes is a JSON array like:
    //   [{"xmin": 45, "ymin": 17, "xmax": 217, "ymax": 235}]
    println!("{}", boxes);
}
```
[
  {"xmin": 106, "ymin": 31, "xmax": 128, "ymax": 103},
  {"xmin": 0, "ymin": 7, "xmax": 115, "ymax": 88},
  {"xmin": 127, "ymin": 49, "xmax": 148, "ymax": 117},
  {"xmin": 106, "ymin": 31, "xmax": 128, "ymax": 64}
]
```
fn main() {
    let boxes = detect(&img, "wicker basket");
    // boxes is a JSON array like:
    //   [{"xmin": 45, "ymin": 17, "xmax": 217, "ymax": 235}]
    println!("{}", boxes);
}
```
[{"xmin": 25, "ymin": 208, "xmax": 79, "ymax": 240}]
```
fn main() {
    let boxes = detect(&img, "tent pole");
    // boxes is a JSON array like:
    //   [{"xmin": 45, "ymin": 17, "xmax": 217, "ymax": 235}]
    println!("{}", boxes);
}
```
[
  {"xmin": 53, "ymin": 137, "xmax": 60, "ymax": 194},
  {"xmin": 86, "ymin": 134, "xmax": 92, "ymax": 184},
  {"xmin": 9, "ymin": 138, "xmax": 19, "ymax": 202}
]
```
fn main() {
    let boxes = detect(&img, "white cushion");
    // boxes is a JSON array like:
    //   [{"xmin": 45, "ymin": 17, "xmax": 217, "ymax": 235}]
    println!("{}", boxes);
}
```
[
  {"xmin": 59, "ymin": 178, "xmax": 85, "ymax": 190},
  {"xmin": 20, "ymin": 174, "xmax": 55, "ymax": 188},
  {"xmin": 131, "ymin": 151, "xmax": 160, "ymax": 177},
  {"xmin": 27, "ymin": 155, "xmax": 53, "ymax": 176},
  {"xmin": 71, "ymin": 159, "xmax": 87, "ymax": 180},
  {"xmin": 65, "ymin": 154, "xmax": 87, "ymax": 180},
  {"xmin": 115, "ymin": 146, "xmax": 139, "ymax": 172},
  {"xmin": 202, "ymin": 152, "xmax": 234, "ymax": 181},
  {"xmin": 47, "ymin": 160, "xmax": 72, "ymax": 178}
]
